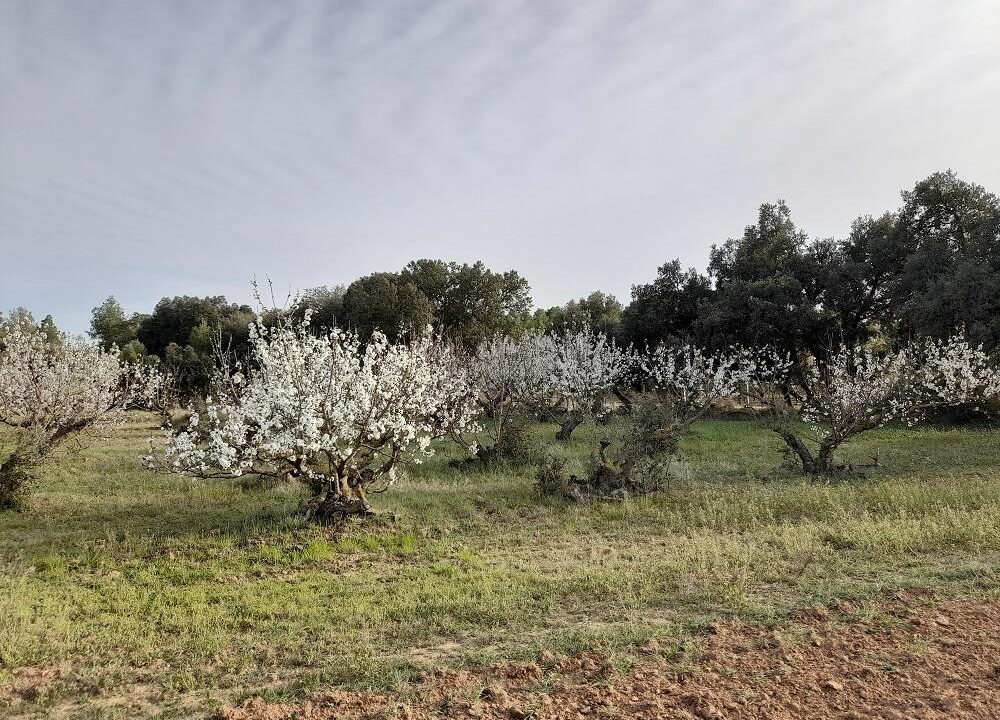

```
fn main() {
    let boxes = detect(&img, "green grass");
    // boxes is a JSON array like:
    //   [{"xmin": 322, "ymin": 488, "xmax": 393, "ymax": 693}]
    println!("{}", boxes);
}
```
[{"xmin": 2, "ymin": 415, "xmax": 1000, "ymax": 718}]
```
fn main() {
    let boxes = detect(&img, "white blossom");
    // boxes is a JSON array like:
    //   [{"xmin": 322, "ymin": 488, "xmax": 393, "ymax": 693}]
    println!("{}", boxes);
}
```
[
  {"xmin": 148, "ymin": 315, "xmax": 479, "ymax": 512},
  {"xmin": 0, "ymin": 323, "xmax": 154, "ymax": 438},
  {"xmin": 465, "ymin": 334, "xmax": 548, "ymax": 453},
  {"xmin": 471, "ymin": 334, "xmax": 551, "ymax": 415},
  {"xmin": 639, "ymin": 344, "xmax": 750, "ymax": 420},
  {"xmin": 536, "ymin": 327, "xmax": 633, "ymax": 417},
  {"xmin": 741, "ymin": 335, "xmax": 1000, "ymax": 473},
  {"xmin": 0, "ymin": 321, "xmax": 155, "ymax": 505},
  {"xmin": 470, "ymin": 328, "xmax": 632, "ymax": 443},
  {"xmin": 796, "ymin": 338, "xmax": 999, "ymax": 433}
]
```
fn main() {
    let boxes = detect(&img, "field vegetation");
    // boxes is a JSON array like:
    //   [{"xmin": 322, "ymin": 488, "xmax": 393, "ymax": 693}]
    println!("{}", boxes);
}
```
[
  {"xmin": 3, "ymin": 414, "xmax": 1000, "ymax": 718},
  {"xmin": 3, "ymin": 168, "xmax": 1000, "ymax": 717}
]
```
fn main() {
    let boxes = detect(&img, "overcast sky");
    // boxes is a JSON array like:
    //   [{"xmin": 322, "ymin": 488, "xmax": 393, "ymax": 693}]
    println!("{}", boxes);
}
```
[{"xmin": 2, "ymin": 0, "xmax": 999, "ymax": 333}]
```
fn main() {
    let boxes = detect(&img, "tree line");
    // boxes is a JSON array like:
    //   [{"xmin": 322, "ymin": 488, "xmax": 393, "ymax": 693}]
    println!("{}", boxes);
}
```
[
  {"xmin": 2, "ymin": 168, "xmax": 999, "ymax": 514},
  {"xmin": 82, "ymin": 169, "xmax": 999, "ymax": 398},
  {"xmin": 5, "ymin": 288, "xmax": 999, "ymax": 515}
]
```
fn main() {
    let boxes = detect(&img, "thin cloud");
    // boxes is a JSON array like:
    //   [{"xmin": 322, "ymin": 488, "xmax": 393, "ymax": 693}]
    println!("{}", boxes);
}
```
[{"xmin": 1, "ymin": 0, "xmax": 999, "ymax": 331}]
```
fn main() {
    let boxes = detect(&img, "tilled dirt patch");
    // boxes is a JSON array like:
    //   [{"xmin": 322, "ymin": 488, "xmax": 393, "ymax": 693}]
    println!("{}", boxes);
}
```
[{"xmin": 220, "ymin": 592, "xmax": 1000, "ymax": 719}]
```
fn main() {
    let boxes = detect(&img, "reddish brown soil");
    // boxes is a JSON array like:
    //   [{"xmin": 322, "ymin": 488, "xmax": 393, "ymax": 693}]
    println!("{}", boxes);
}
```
[{"xmin": 220, "ymin": 592, "xmax": 1000, "ymax": 720}]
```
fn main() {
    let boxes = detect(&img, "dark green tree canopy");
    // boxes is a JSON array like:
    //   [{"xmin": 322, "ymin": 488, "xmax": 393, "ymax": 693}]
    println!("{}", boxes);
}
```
[
  {"xmin": 89, "ymin": 296, "xmax": 144, "ymax": 352},
  {"xmin": 136, "ymin": 296, "xmax": 253, "ymax": 358},
  {"xmin": 297, "ymin": 261, "xmax": 534, "ymax": 347},
  {"xmin": 621, "ymin": 261, "xmax": 712, "ymax": 347},
  {"xmin": 617, "ymin": 173, "xmax": 1000, "ymax": 362},
  {"xmin": 292, "ymin": 285, "xmax": 347, "ymax": 331},
  {"xmin": 697, "ymin": 201, "xmax": 835, "ymax": 356},
  {"xmin": 400, "ymin": 259, "xmax": 533, "ymax": 347},
  {"xmin": 398, "ymin": 259, "xmax": 452, "ymax": 314},
  {"xmin": 708, "ymin": 201, "xmax": 810, "ymax": 286},
  {"xmin": 341, "ymin": 273, "xmax": 434, "ymax": 343},
  {"xmin": 105, "ymin": 295, "xmax": 256, "ymax": 396},
  {"xmin": 816, "ymin": 213, "xmax": 907, "ymax": 349},
  {"xmin": 891, "ymin": 171, "xmax": 1000, "ymax": 348},
  {"xmin": 539, "ymin": 291, "xmax": 624, "ymax": 337}
]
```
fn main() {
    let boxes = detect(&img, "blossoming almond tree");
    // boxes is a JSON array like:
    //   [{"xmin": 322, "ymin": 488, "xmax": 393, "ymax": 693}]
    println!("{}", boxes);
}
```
[
  {"xmin": 465, "ymin": 329, "xmax": 632, "ymax": 456},
  {"xmin": 639, "ymin": 343, "xmax": 749, "ymax": 435},
  {"xmin": 533, "ymin": 327, "xmax": 633, "ymax": 440},
  {"xmin": 146, "ymin": 313, "xmax": 479, "ymax": 522},
  {"xmin": 579, "ymin": 344, "xmax": 750, "ymax": 496},
  {"xmin": 466, "ymin": 334, "xmax": 550, "ymax": 458},
  {"xmin": 746, "ymin": 336, "xmax": 1000, "ymax": 475},
  {"xmin": 0, "ymin": 320, "xmax": 156, "ymax": 509}
]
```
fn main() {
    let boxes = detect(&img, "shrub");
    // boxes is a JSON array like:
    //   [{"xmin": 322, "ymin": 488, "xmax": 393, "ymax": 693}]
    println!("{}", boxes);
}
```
[
  {"xmin": 744, "ymin": 336, "xmax": 1000, "ymax": 475},
  {"xmin": 0, "ymin": 319, "xmax": 156, "ymax": 509},
  {"xmin": 537, "ymin": 398, "xmax": 678, "ymax": 501},
  {"xmin": 145, "ymin": 312, "xmax": 479, "ymax": 523}
]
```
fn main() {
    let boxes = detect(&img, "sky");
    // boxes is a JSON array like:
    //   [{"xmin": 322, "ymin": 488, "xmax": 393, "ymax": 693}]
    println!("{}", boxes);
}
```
[{"xmin": 2, "ymin": 1, "xmax": 999, "ymax": 334}]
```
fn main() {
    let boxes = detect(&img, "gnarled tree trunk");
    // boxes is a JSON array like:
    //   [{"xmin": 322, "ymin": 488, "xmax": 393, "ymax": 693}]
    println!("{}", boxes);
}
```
[
  {"xmin": 775, "ymin": 429, "xmax": 842, "ymax": 476},
  {"xmin": 815, "ymin": 437, "xmax": 842, "ymax": 475},
  {"xmin": 776, "ymin": 429, "xmax": 818, "ymax": 475},
  {"xmin": 555, "ymin": 417, "xmax": 584, "ymax": 441},
  {"xmin": 309, "ymin": 473, "xmax": 375, "ymax": 524}
]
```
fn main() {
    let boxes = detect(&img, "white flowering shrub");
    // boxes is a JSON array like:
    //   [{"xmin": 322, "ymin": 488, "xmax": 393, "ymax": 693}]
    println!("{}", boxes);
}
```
[
  {"xmin": 639, "ymin": 344, "xmax": 751, "ymax": 427},
  {"xmin": 465, "ymin": 335, "xmax": 550, "ymax": 460},
  {"xmin": 556, "ymin": 344, "xmax": 750, "ymax": 500},
  {"xmin": 916, "ymin": 336, "xmax": 1000, "ymax": 409},
  {"xmin": 128, "ymin": 360, "xmax": 179, "ymax": 419},
  {"xmin": 470, "ymin": 328, "xmax": 632, "ymax": 448},
  {"xmin": 424, "ymin": 341, "xmax": 483, "ymax": 437},
  {"xmin": 0, "ymin": 321, "xmax": 155, "ymax": 509},
  {"xmin": 533, "ymin": 327, "xmax": 633, "ymax": 440},
  {"xmin": 146, "ymin": 313, "xmax": 479, "ymax": 521},
  {"xmin": 744, "ymin": 336, "xmax": 1000, "ymax": 474}
]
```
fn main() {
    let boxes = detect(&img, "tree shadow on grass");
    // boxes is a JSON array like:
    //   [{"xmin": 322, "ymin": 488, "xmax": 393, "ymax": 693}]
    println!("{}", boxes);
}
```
[{"xmin": 0, "ymin": 479, "xmax": 312, "ymax": 559}]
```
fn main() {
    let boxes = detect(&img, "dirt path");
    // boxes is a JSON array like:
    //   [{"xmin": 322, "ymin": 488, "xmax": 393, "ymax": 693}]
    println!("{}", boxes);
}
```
[{"xmin": 222, "ymin": 591, "xmax": 1000, "ymax": 720}]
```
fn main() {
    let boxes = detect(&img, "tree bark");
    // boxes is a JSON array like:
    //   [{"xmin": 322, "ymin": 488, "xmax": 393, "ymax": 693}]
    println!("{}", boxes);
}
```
[
  {"xmin": 555, "ymin": 417, "xmax": 584, "ymax": 441},
  {"xmin": 776, "ymin": 429, "xmax": 818, "ymax": 475},
  {"xmin": 774, "ymin": 428, "xmax": 844, "ymax": 476},
  {"xmin": 311, "ymin": 490, "xmax": 374, "ymax": 524},
  {"xmin": 816, "ymin": 438, "xmax": 840, "ymax": 475},
  {"xmin": 308, "ymin": 474, "xmax": 375, "ymax": 524}
]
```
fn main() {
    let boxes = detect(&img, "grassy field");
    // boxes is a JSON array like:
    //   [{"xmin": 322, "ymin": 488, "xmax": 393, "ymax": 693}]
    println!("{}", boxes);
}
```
[{"xmin": 2, "ymin": 414, "xmax": 1000, "ymax": 718}]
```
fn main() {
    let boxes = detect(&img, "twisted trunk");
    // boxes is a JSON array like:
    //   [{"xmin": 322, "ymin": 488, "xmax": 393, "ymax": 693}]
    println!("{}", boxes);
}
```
[
  {"xmin": 775, "ymin": 429, "xmax": 841, "ymax": 475},
  {"xmin": 312, "ymin": 493, "xmax": 374, "ymax": 523},
  {"xmin": 776, "ymin": 429, "xmax": 818, "ymax": 475},
  {"xmin": 816, "ymin": 439, "xmax": 837, "ymax": 474},
  {"xmin": 309, "ymin": 474, "xmax": 375, "ymax": 524},
  {"xmin": 555, "ymin": 417, "xmax": 584, "ymax": 441}
]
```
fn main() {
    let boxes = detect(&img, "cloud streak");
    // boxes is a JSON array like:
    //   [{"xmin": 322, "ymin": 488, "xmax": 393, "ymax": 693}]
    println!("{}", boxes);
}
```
[{"xmin": 2, "ymin": 0, "xmax": 999, "ymax": 331}]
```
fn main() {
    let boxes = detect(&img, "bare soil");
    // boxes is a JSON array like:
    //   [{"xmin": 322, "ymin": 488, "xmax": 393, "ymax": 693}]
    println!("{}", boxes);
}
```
[{"xmin": 219, "ymin": 591, "xmax": 1000, "ymax": 720}]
